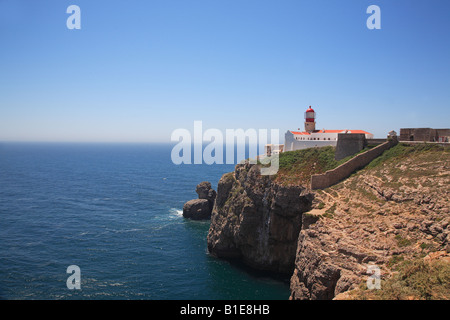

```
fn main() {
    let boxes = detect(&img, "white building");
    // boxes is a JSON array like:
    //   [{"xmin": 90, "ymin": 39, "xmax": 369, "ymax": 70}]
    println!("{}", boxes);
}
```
[
  {"xmin": 284, "ymin": 106, "xmax": 373, "ymax": 152},
  {"xmin": 265, "ymin": 144, "xmax": 284, "ymax": 156}
]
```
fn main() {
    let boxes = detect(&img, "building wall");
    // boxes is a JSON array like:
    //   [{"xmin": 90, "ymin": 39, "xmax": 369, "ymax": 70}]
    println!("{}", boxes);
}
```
[
  {"xmin": 400, "ymin": 128, "xmax": 432, "ymax": 141},
  {"xmin": 309, "ymin": 132, "xmax": 339, "ymax": 140},
  {"xmin": 304, "ymin": 122, "xmax": 316, "ymax": 132},
  {"xmin": 434, "ymin": 129, "xmax": 450, "ymax": 142},
  {"xmin": 285, "ymin": 130, "xmax": 375, "ymax": 153},
  {"xmin": 399, "ymin": 128, "xmax": 450, "ymax": 142},
  {"xmin": 334, "ymin": 133, "xmax": 366, "ymax": 161},
  {"xmin": 265, "ymin": 144, "xmax": 284, "ymax": 156},
  {"xmin": 284, "ymin": 131, "xmax": 337, "ymax": 152}
]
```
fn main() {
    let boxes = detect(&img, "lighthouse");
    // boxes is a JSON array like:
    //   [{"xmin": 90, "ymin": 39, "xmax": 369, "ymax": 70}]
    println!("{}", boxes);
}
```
[
  {"xmin": 304, "ymin": 106, "xmax": 316, "ymax": 132},
  {"xmin": 283, "ymin": 105, "xmax": 374, "ymax": 152}
]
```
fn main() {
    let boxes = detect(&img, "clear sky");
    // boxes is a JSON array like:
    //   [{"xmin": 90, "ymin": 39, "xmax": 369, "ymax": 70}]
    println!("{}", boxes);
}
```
[{"xmin": 1, "ymin": 0, "xmax": 449, "ymax": 142}]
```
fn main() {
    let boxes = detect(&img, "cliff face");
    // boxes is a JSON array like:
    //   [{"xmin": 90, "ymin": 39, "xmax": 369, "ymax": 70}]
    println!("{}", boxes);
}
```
[
  {"xmin": 207, "ymin": 144, "xmax": 449, "ymax": 300},
  {"xmin": 207, "ymin": 163, "xmax": 314, "ymax": 274},
  {"xmin": 290, "ymin": 209, "xmax": 377, "ymax": 300}
]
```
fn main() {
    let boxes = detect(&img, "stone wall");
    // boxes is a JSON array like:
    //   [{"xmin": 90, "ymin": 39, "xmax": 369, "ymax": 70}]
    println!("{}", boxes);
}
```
[
  {"xmin": 435, "ymin": 129, "xmax": 450, "ymax": 142},
  {"xmin": 334, "ymin": 133, "xmax": 366, "ymax": 161},
  {"xmin": 400, "ymin": 128, "xmax": 450, "ymax": 142},
  {"xmin": 366, "ymin": 138, "xmax": 387, "ymax": 145},
  {"xmin": 400, "ymin": 128, "xmax": 433, "ymax": 141},
  {"xmin": 311, "ymin": 137, "xmax": 398, "ymax": 190}
]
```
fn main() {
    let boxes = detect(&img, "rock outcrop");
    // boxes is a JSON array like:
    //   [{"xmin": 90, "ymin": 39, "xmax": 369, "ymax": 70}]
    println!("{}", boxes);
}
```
[
  {"xmin": 207, "ymin": 163, "xmax": 314, "ymax": 274},
  {"xmin": 183, "ymin": 181, "xmax": 217, "ymax": 220},
  {"xmin": 183, "ymin": 199, "xmax": 212, "ymax": 220},
  {"xmin": 196, "ymin": 181, "xmax": 217, "ymax": 210}
]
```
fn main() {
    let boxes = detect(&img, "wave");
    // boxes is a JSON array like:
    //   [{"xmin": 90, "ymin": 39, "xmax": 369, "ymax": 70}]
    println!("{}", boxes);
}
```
[
  {"xmin": 169, "ymin": 208, "xmax": 183, "ymax": 218},
  {"xmin": 105, "ymin": 228, "xmax": 144, "ymax": 234}
]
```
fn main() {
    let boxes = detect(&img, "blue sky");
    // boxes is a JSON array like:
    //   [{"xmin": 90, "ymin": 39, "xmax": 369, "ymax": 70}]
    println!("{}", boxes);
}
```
[{"xmin": 1, "ymin": 0, "xmax": 449, "ymax": 142}]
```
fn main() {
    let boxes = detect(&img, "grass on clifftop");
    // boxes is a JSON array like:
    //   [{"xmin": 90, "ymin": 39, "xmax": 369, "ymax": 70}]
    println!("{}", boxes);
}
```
[
  {"xmin": 273, "ymin": 146, "xmax": 363, "ymax": 186},
  {"xmin": 366, "ymin": 142, "xmax": 449, "ymax": 169},
  {"xmin": 269, "ymin": 143, "xmax": 448, "ymax": 186}
]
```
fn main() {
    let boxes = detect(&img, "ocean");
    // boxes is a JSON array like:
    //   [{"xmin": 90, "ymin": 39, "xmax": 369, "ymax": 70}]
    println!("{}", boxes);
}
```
[{"xmin": 0, "ymin": 143, "xmax": 290, "ymax": 300}]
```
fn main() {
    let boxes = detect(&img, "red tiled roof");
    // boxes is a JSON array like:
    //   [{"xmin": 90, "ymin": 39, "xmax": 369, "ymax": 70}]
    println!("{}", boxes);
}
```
[
  {"xmin": 290, "ymin": 130, "xmax": 372, "ymax": 135},
  {"xmin": 346, "ymin": 130, "xmax": 372, "ymax": 134}
]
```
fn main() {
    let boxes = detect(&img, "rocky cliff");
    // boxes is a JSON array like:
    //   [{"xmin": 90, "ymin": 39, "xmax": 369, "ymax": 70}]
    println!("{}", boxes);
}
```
[
  {"xmin": 206, "ymin": 144, "xmax": 450, "ymax": 299},
  {"xmin": 207, "ymin": 162, "xmax": 314, "ymax": 274}
]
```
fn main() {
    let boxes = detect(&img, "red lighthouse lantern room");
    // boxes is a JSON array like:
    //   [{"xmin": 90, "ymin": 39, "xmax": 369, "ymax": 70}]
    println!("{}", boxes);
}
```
[
  {"xmin": 304, "ymin": 106, "xmax": 316, "ymax": 132},
  {"xmin": 304, "ymin": 106, "xmax": 316, "ymax": 122}
]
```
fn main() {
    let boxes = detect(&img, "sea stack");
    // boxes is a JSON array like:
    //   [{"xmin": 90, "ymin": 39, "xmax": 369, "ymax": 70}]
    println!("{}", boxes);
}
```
[{"xmin": 183, "ymin": 181, "xmax": 217, "ymax": 220}]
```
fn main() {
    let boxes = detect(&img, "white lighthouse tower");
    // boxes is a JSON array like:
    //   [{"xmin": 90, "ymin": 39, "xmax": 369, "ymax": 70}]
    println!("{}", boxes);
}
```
[{"xmin": 304, "ymin": 106, "xmax": 316, "ymax": 133}]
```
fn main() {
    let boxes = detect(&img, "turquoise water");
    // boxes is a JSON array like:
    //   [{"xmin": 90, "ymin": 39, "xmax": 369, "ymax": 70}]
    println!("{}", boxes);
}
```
[{"xmin": 0, "ymin": 143, "xmax": 290, "ymax": 300}]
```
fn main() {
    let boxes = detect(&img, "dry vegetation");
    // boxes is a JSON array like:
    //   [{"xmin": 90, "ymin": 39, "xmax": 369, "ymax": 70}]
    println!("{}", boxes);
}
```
[{"xmin": 309, "ymin": 143, "xmax": 450, "ymax": 300}]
